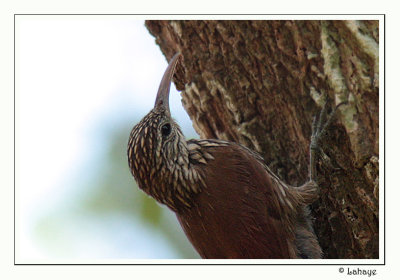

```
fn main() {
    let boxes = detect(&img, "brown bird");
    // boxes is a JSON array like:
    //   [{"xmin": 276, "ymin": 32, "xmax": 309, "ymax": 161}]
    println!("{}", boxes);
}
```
[{"xmin": 127, "ymin": 53, "xmax": 341, "ymax": 259}]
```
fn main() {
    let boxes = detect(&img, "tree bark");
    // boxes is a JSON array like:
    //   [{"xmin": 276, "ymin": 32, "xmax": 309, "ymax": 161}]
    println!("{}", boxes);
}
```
[{"xmin": 145, "ymin": 20, "xmax": 379, "ymax": 259}]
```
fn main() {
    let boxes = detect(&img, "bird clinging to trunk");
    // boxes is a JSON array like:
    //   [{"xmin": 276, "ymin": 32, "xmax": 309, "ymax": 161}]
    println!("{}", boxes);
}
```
[{"xmin": 127, "ymin": 53, "xmax": 342, "ymax": 258}]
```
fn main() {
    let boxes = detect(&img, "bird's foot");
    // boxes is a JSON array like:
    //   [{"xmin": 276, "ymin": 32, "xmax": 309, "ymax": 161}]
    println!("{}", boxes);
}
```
[{"xmin": 309, "ymin": 100, "xmax": 346, "ymax": 181}]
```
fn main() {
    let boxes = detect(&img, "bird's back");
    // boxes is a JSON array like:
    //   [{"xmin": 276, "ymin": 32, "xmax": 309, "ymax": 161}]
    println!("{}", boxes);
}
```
[{"xmin": 177, "ymin": 140, "xmax": 304, "ymax": 258}]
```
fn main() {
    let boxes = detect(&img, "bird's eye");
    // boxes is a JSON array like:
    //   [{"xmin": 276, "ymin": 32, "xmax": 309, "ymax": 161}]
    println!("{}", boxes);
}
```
[{"xmin": 161, "ymin": 123, "xmax": 171, "ymax": 137}]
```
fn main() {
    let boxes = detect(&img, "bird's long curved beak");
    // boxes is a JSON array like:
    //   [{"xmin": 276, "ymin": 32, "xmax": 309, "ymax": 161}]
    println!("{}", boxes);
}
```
[{"xmin": 154, "ymin": 52, "xmax": 182, "ymax": 113}]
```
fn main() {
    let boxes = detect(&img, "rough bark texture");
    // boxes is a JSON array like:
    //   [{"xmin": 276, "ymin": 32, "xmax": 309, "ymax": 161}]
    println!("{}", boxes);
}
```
[{"xmin": 145, "ymin": 20, "xmax": 379, "ymax": 259}]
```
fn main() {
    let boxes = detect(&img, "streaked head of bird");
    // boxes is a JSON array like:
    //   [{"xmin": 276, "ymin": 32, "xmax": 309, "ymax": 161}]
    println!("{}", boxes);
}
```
[{"xmin": 127, "ymin": 53, "xmax": 192, "ymax": 209}]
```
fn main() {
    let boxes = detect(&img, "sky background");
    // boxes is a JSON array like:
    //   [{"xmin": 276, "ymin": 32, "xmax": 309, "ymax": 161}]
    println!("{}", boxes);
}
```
[{"xmin": 16, "ymin": 16, "xmax": 200, "ymax": 261}]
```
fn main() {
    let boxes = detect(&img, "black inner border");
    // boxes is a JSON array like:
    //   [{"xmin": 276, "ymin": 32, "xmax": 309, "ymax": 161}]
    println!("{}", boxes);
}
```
[{"xmin": 13, "ymin": 14, "xmax": 386, "ymax": 266}]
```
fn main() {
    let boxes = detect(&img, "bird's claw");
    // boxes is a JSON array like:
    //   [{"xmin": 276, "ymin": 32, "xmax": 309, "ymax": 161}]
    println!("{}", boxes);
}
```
[
  {"xmin": 309, "ymin": 99, "xmax": 346, "ymax": 181},
  {"xmin": 311, "ymin": 100, "xmax": 346, "ymax": 152}
]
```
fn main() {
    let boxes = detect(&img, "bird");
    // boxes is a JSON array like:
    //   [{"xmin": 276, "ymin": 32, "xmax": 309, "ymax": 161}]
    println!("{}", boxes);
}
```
[{"xmin": 127, "ymin": 52, "xmax": 342, "ymax": 259}]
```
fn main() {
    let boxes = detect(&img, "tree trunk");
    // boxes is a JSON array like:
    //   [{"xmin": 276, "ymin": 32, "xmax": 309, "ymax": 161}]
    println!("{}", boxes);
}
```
[{"xmin": 145, "ymin": 20, "xmax": 379, "ymax": 259}]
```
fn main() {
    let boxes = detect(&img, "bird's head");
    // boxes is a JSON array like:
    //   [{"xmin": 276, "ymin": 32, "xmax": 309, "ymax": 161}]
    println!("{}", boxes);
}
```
[{"xmin": 127, "ymin": 53, "xmax": 190, "ymax": 205}]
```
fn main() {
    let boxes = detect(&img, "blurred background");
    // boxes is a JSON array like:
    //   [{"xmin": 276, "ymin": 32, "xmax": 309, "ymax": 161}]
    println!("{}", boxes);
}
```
[{"xmin": 16, "ymin": 16, "xmax": 200, "ymax": 261}]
